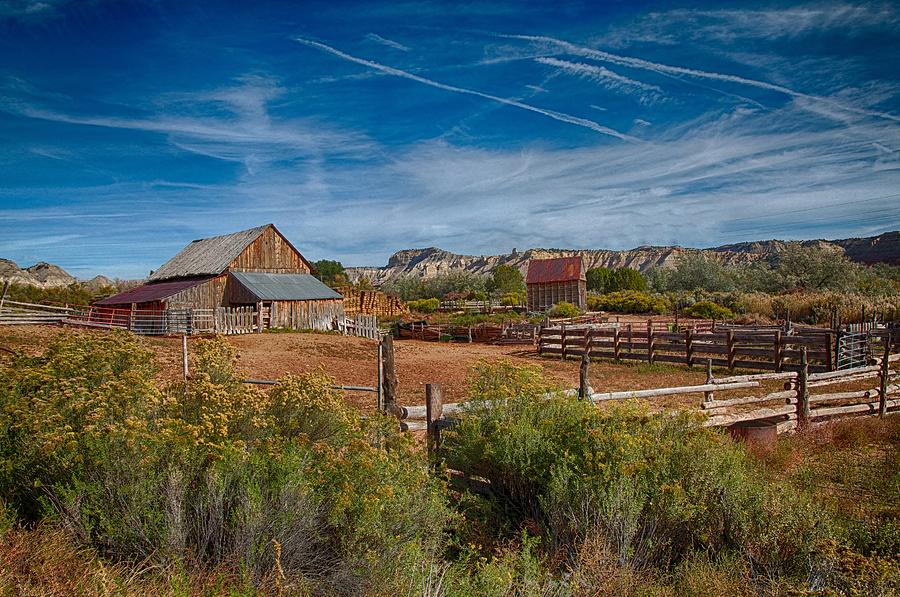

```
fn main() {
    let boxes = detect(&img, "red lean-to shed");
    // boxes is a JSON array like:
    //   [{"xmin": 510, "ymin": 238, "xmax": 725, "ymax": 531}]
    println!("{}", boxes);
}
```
[{"xmin": 525, "ymin": 256, "xmax": 587, "ymax": 312}]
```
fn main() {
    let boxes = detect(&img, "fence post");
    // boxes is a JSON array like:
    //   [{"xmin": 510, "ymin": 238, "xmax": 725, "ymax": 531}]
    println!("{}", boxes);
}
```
[
  {"xmin": 426, "ymin": 383, "xmax": 443, "ymax": 455},
  {"xmin": 647, "ymin": 319, "xmax": 655, "ymax": 364},
  {"xmin": 376, "ymin": 338, "xmax": 384, "ymax": 412},
  {"xmin": 797, "ymin": 348, "xmax": 810, "ymax": 429},
  {"xmin": 381, "ymin": 334, "xmax": 399, "ymax": 416},
  {"xmin": 578, "ymin": 346, "xmax": 591, "ymax": 400},
  {"xmin": 685, "ymin": 328, "xmax": 694, "ymax": 367},
  {"xmin": 703, "ymin": 359, "xmax": 714, "ymax": 404},
  {"xmin": 182, "ymin": 334, "xmax": 189, "ymax": 390},
  {"xmin": 825, "ymin": 331, "xmax": 834, "ymax": 371},
  {"xmin": 879, "ymin": 339, "xmax": 891, "ymax": 418},
  {"xmin": 726, "ymin": 329, "xmax": 735, "ymax": 371},
  {"xmin": 0, "ymin": 280, "xmax": 8, "ymax": 313},
  {"xmin": 774, "ymin": 330, "xmax": 783, "ymax": 373},
  {"xmin": 613, "ymin": 327, "xmax": 621, "ymax": 361},
  {"xmin": 561, "ymin": 324, "xmax": 567, "ymax": 360},
  {"xmin": 257, "ymin": 301, "xmax": 264, "ymax": 333}
]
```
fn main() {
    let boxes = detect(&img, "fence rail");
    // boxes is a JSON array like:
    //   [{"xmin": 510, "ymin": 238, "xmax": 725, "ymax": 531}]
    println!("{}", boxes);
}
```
[
  {"xmin": 396, "ymin": 343, "xmax": 898, "ymax": 443},
  {"xmin": 0, "ymin": 300, "xmax": 265, "ymax": 335},
  {"xmin": 539, "ymin": 321, "xmax": 836, "ymax": 373}
]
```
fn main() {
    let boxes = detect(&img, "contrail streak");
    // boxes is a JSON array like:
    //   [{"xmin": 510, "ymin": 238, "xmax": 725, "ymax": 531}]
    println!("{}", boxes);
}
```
[
  {"xmin": 295, "ymin": 37, "xmax": 638, "ymax": 141},
  {"xmin": 504, "ymin": 33, "xmax": 900, "ymax": 124}
]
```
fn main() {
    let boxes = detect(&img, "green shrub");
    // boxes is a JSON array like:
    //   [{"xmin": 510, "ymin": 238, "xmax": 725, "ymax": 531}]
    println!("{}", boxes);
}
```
[
  {"xmin": 548, "ymin": 302, "xmax": 580, "ymax": 318},
  {"xmin": 500, "ymin": 292, "xmax": 524, "ymax": 306},
  {"xmin": 587, "ymin": 291, "xmax": 671, "ymax": 314},
  {"xmin": 407, "ymin": 297, "xmax": 440, "ymax": 313},
  {"xmin": 442, "ymin": 362, "xmax": 826, "ymax": 586},
  {"xmin": 683, "ymin": 300, "xmax": 734, "ymax": 320},
  {"xmin": 0, "ymin": 332, "xmax": 452, "ymax": 594}
]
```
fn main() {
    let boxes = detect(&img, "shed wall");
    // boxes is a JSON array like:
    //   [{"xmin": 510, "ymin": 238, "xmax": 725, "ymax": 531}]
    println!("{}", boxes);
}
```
[
  {"xmin": 165, "ymin": 275, "xmax": 229, "ymax": 309},
  {"xmin": 269, "ymin": 299, "xmax": 344, "ymax": 330},
  {"xmin": 527, "ymin": 280, "xmax": 587, "ymax": 312}
]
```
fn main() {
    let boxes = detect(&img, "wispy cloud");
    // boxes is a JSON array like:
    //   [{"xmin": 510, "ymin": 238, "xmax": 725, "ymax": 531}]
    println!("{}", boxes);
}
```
[
  {"xmin": 536, "ymin": 57, "xmax": 663, "ymax": 103},
  {"xmin": 604, "ymin": 3, "xmax": 900, "ymax": 46},
  {"xmin": 504, "ymin": 33, "xmax": 900, "ymax": 124},
  {"xmin": 294, "ymin": 37, "xmax": 638, "ymax": 141},
  {"xmin": 365, "ymin": 32, "xmax": 410, "ymax": 51},
  {"xmin": 1, "ymin": 75, "xmax": 375, "ymax": 171}
]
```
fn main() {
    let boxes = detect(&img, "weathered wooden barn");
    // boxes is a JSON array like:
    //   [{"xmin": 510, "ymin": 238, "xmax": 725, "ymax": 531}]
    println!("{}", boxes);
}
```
[
  {"xmin": 97, "ymin": 224, "xmax": 344, "ymax": 330},
  {"xmin": 525, "ymin": 256, "xmax": 587, "ymax": 312}
]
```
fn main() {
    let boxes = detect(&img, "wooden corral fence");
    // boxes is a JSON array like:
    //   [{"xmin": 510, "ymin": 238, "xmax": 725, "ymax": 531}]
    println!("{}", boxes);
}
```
[
  {"xmin": 336, "ymin": 314, "xmax": 381, "ymax": 339},
  {"xmin": 396, "ymin": 321, "xmax": 540, "ymax": 344},
  {"xmin": 0, "ymin": 300, "xmax": 265, "ymax": 335},
  {"xmin": 393, "ymin": 338, "xmax": 898, "ymax": 449},
  {"xmin": 539, "ymin": 320, "xmax": 836, "ymax": 373}
]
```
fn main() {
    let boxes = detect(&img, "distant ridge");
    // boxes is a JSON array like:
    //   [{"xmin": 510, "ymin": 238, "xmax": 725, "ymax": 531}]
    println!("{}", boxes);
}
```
[
  {"xmin": 346, "ymin": 231, "xmax": 900, "ymax": 285},
  {"xmin": 4, "ymin": 231, "xmax": 898, "ymax": 290}
]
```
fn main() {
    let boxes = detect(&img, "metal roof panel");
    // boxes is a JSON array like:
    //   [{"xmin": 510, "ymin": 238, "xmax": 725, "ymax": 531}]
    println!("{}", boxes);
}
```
[
  {"xmin": 230, "ymin": 271, "xmax": 342, "ymax": 301},
  {"xmin": 525, "ymin": 257, "xmax": 586, "ymax": 284}
]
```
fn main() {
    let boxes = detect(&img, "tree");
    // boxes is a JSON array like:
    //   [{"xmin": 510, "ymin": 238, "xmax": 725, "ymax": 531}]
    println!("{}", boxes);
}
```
[
  {"xmin": 774, "ymin": 244, "xmax": 854, "ymax": 291},
  {"xmin": 488, "ymin": 265, "xmax": 525, "ymax": 297},
  {"xmin": 586, "ymin": 267, "xmax": 612, "ymax": 292},
  {"xmin": 608, "ymin": 267, "xmax": 647, "ymax": 292},
  {"xmin": 312, "ymin": 260, "xmax": 348, "ymax": 288},
  {"xmin": 668, "ymin": 253, "xmax": 735, "ymax": 292}
]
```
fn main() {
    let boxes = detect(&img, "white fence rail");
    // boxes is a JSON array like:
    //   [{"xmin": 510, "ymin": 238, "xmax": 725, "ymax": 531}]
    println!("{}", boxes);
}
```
[
  {"xmin": 337, "ymin": 314, "xmax": 380, "ymax": 339},
  {"xmin": 0, "ymin": 300, "xmax": 264, "ymax": 336}
]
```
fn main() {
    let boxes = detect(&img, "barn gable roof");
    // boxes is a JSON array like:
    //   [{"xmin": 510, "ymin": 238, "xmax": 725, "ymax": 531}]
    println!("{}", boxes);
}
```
[
  {"xmin": 149, "ymin": 224, "xmax": 272, "ymax": 282},
  {"xmin": 230, "ymin": 271, "xmax": 342, "ymax": 301},
  {"xmin": 525, "ymin": 257, "xmax": 586, "ymax": 284}
]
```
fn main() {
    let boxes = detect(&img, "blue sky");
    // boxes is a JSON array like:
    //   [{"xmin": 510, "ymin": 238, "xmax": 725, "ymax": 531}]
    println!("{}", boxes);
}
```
[{"xmin": 1, "ymin": 0, "xmax": 899, "ymax": 278}]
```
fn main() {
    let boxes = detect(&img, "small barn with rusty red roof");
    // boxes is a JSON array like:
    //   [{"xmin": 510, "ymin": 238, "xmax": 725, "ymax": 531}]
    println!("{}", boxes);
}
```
[{"xmin": 525, "ymin": 256, "xmax": 587, "ymax": 312}]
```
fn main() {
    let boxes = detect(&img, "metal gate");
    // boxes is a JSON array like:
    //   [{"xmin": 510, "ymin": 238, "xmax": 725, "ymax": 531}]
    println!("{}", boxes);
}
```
[{"xmin": 837, "ymin": 331, "xmax": 868, "ymax": 369}]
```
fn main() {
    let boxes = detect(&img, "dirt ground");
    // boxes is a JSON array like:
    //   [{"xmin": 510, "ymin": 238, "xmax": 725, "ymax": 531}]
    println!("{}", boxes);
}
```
[{"xmin": 2, "ymin": 324, "xmax": 876, "ymax": 415}]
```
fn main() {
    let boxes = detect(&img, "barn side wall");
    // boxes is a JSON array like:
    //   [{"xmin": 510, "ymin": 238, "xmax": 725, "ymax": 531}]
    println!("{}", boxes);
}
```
[
  {"xmin": 269, "ymin": 299, "xmax": 344, "ymax": 330},
  {"xmin": 229, "ymin": 226, "xmax": 311, "ymax": 274},
  {"xmin": 165, "ymin": 275, "xmax": 229, "ymax": 309},
  {"xmin": 527, "ymin": 280, "xmax": 587, "ymax": 312}
]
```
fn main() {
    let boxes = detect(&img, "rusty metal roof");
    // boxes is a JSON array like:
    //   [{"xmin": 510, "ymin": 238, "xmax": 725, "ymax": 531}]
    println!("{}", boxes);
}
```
[
  {"xmin": 148, "ymin": 225, "xmax": 270, "ymax": 281},
  {"xmin": 231, "ymin": 271, "xmax": 342, "ymax": 301},
  {"xmin": 95, "ymin": 277, "xmax": 214, "ymax": 305},
  {"xmin": 525, "ymin": 257, "xmax": 586, "ymax": 284}
]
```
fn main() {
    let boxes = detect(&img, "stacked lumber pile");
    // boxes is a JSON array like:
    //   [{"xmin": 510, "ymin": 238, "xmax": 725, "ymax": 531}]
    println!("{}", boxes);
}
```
[{"xmin": 339, "ymin": 287, "xmax": 408, "ymax": 318}]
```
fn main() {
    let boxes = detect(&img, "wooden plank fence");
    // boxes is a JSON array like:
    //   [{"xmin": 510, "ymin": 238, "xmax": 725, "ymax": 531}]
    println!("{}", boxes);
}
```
[
  {"xmin": 539, "ymin": 321, "xmax": 836, "ymax": 373},
  {"xmin": 395, "ymin": 339, "xmax": 898, "ymax": 443},
  {"xmin": 336, "ymin": 314, "xmax": 380, "ymax": 339}
]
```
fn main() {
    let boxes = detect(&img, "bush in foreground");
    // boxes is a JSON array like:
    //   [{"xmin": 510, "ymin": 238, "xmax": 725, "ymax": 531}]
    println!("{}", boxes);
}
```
[
  {"xmin": 442, "ymin": 361, "xmax": 827, "ymax": 592},
  {"xmin": 0, "ymin": 332, "xmax": 451, "ymax": 595}
]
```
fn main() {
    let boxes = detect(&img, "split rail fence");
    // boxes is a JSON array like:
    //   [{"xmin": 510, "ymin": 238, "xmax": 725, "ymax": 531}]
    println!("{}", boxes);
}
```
[
  {"xmin": 392, "ymin": 337, "xmax": 898, "ymax": 450},
  {"xmin": 539, "ymin": 321, "xmax": 836, "ymax": 373}
]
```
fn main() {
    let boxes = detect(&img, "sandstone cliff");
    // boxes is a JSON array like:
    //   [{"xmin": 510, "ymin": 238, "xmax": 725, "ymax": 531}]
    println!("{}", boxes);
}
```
[{"xmin": 346, "ymin": 232, "xmax": 900, "ymax": 286}]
